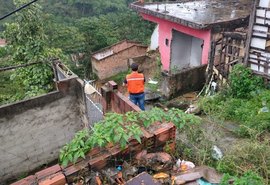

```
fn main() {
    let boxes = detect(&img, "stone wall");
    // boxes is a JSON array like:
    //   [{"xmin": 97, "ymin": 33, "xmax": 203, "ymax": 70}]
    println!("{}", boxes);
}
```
[
  {"xmin": 161, "ymin": 65, "xmax": 207, "ymax": 99},
  {"xmin": 0, "ymin": 78, "xmax": 86, "ymax": 184}
]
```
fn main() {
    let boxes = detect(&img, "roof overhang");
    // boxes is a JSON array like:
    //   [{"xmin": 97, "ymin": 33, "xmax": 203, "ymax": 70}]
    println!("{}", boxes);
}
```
[{"xmin": 130, "ymin": 0, "xmax": 254, "ymax": 31}]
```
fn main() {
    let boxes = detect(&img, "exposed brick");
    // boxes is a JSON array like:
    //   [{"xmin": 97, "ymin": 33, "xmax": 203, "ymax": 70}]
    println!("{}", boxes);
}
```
[
  {"xmin": 35, "ymin": 164, "xmax": 62, "ymax": 181},
  {"xmin": 153, "ymin": 122, "xmax": 176, "ymax": 147},
  {"xmin": 141, "ymin": 127, "xmax": 153, "ymax": 139},
  {"xmin": 38, "ymin": 172, "xmax": 66, "ymax": 185},
  {"xmin": 11, "ymin": 175, "xmax": 36, "ymax": 185},
  {"xmin": 107, "ymin": 144, "xmax": 122, "ymax": 156},
  {"xmin": 63, "ymin": 161, "xmax": 90, "ymax": 184},
  {"xmin": 87, "ymin": 147, "xmax": 104, "ymax": 159},
  {"xmin": 108, "ymin": 81, "xmax": 118, "ymax": 91},
  {"xmin": 89, "ymin": 152, "xmax": 111, "ymax": 171}
]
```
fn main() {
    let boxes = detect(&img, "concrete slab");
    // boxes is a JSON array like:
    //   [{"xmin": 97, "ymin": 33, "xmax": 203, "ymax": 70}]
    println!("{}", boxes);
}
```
[{"xmin": 131, "ymin": 0, "xmax": 254, "ymax": 29}]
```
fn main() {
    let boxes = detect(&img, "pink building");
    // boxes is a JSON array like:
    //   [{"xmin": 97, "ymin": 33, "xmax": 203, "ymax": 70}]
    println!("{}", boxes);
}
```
[{"xmin": 130, "ymin": 0, "xmax": 253, "ymax": 73}]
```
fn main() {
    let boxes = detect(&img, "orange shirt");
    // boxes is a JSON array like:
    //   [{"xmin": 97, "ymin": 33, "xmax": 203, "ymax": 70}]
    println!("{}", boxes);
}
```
[{"xmin": 125, "ymin": 72, "xmax": 145, "ymax": 94}]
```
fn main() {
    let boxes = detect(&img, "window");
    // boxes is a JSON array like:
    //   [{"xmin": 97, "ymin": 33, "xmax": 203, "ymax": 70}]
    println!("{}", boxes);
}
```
[{"xmin": 165, "ymin": 38, "xmax": 169, "ymax": 46}]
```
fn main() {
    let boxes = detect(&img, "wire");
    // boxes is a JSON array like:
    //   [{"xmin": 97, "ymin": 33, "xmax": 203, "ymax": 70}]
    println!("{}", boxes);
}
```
[{"xmin": 0, "ymin": 0, "xmax": 39, "ymax": 21}]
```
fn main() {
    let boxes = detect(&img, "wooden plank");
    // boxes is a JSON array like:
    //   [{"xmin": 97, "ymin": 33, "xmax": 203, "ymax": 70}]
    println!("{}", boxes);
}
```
[{"xmin": 245, "ymin": 0, "xmax": 259, "ymax": 66}]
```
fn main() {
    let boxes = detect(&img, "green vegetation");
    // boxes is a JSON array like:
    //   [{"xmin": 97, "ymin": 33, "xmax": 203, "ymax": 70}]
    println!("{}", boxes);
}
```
[
  {"xmin": 200, "ymin": 65, "xmax": 269, "ymax": 137},
  {"xmin": 221, "ymin": 171, "xmax": 264, "ymax": 185},
  {"xmin": 198, "ymin": 64, "xmax": 270, "ymax": 183},
  {"xmin": 59, "ymin": 108, "xmax": 201, "ymax": 166},
  {"xmin": 0, "ymin": 0, "xmax": 154, "ymax": 105},
  {"xmin": 0, "ymin": 0, "xmax": 63, "ymax": 105},
  {"xmin": 228, "ymin": 64, "xmax": 264, "ymax": 99}
]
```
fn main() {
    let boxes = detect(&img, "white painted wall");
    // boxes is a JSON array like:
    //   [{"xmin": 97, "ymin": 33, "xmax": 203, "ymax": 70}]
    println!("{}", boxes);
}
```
[
  {"xmin": 150, "ymin": 25, "xmax": 159, "ymax": 50},
  {"xmin": 259, "ymin": 0, "xmax": 270, "ymax": 8}
]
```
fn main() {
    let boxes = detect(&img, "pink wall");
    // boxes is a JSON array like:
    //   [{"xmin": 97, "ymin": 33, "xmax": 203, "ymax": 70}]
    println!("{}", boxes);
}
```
[{"xmin": 141, "ymin": 13, "xmax": 211, "ymax": 71}]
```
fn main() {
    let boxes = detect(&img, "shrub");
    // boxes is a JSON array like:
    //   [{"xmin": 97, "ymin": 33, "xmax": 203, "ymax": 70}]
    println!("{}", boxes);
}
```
[
  {"xmin": 221, "ymin": 171, "xmax": 264, "ymax": 185},
  {"xmin": 228, "ymin": 64, "xmax": 263, "ymax": 99}
]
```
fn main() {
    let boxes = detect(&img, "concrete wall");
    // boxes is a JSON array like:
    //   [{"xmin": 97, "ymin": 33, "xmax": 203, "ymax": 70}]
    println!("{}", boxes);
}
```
[
  {"xmin": 0, "ymin": 78, "xmax": 85, "ymax": 184},
  {"xmin": 150, "ymin": 25, "xmax": 159, "ymax": 50},
  {"xmin": 161, "ymin": 65, "xmax": 207, "ymax": 99},
  {"xmin": 92, "ymin": 45, "xmax": 147, "ymax": 80},
  {"xmin": 141, "ymin": 13, "xmax": 211, "ymax": 72}
]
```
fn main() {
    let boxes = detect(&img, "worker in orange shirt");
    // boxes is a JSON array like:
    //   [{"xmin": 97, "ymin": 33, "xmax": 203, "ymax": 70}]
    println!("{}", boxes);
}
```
[{"xmin": 123, "ymin": 63, "xmax": 145, "ymax": 110}]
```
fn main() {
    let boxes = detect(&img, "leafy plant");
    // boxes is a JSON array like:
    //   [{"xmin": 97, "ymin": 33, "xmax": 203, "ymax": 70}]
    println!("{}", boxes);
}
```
[
  {"xmin": 59, "ymin": 107, "xmax": 201, "ymax": 166},
  {"xmin": 59, "ymin": 129, "xmax": 90, "ymax": 167},
  {"xmin": 220, "ymin": 171, "xmax": 264, "ymax": 185},
  {"xmin": 228, "ymin": 64, "xmax": 263, "ymax": 99}
]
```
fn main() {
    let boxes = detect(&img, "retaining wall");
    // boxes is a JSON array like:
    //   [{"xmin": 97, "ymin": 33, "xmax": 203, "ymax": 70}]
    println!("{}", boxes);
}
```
[
  {"xmin": 0, "ymin": 78, "xmax": 86, "ymax": 184},
  {"xmin": 161, "ymin": 65, "xmax": 207, "ymax": 99}
]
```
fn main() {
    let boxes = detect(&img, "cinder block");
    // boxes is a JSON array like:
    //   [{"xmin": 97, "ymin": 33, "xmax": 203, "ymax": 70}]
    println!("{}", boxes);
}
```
[{"xmin": 38, "ymin": 172, "xmax": 66, "ymax": 185}]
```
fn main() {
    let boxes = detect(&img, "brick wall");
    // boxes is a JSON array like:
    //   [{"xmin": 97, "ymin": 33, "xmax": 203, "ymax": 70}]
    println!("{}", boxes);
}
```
[
  {"xmin": 102, "ymin": 81, "xmax": 141, "ymax": 114},
  {"xmin": 112, "ymin": 40, "xmax": 135, "ymax": 53},
  {"xmin": 0, "ymin": 78, "xmax": 86, "ymax": 184},
  {"xmin": 92, "ymin": 45, "xmax": 147, "ymax": 80}
]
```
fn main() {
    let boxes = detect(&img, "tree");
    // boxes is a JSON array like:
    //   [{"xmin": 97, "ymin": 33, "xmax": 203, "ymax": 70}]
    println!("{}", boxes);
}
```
[{"xmin": 4, "ymin": 0, "xmax": 62, "ymax": 99}]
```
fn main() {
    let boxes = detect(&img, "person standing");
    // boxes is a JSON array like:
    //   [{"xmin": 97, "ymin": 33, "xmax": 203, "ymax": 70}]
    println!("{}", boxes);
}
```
[{"xmin": 123, "ymin": 63, "xmax": 145, "ymax": 110}]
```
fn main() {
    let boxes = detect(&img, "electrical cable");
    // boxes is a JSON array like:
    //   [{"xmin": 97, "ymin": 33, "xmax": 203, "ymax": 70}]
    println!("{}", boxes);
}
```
[{"xmin": 0, "ymin": 0, "xmax": 39, "ymax": 21}]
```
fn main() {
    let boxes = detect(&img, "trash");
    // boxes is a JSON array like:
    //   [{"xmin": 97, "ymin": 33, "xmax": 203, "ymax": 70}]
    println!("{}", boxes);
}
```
[
  {"xmin": 122, "ymin": 161, "xmax": 137, "ymax": 180},
  {"xmin": 185, "ymin": 104, "xmax": 200, "ymax": 114},
  {"xmin": 148, "ymin": 78, "xmax": 158, "ymax": 84},
  {"xmin": 135, "ymin": 150, "xmax": 173, "ymax": 169},
  {"xmin": 115, "ymin": 171, "xmax": 125, "ymax": 184},
  {"xmin": 197, "ymin": 178, "xmax": 214, "ymax": 185},
  {"xmin": 95, "ymin": 172, "xmax": 102, "ymax": 185},
  {"xmin": 175, "ymin": 159, "xmax": 195, "ymax": 172},
  {"xmin": 259, "ymin": 100, "xmax": 269, "ymax": 113},
  {"xmin": 126, "ymin": 172, "xmax": 160, "ymax": 185},
  {"xmin": 153, "ymin": 172, "xmax": 170, "ymax": 179},
  {"xmin": 212, "ymin": 145, "xmax": 223, "ymax": 160}
]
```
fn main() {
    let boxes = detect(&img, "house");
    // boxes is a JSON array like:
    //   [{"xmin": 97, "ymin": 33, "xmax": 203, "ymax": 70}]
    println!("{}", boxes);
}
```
[
  {"xmin": 91, "ymin": 40, "xmax": 147, "ymax": 80},
  {"xmin": 0, "ymin": 39, "xmax": 6, "ymax": 47},
  {"xmin": 130, "ymin": 0, "xmax": 254, "ymax": 97},
  {"xmin": 245, "ymin": 0, "xmax": 270, "ymax": 79}
]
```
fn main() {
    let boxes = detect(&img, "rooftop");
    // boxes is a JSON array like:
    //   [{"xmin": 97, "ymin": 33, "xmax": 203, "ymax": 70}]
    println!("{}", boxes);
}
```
[
  {"xmin": 92, "ymin": 40, "xmax": 145, "ymax": 61},
  {"xmin": 130, "ymin": 0, "xmax": 254, "ymax": 30}
]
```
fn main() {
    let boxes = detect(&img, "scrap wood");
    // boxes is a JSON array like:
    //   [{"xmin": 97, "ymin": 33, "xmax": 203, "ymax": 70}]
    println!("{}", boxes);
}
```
[
  {"xmin": 125, "ymin": 172, "xmax": 160, "ymax": 185},
  {"xmin": 174, "ymin": 172, "xmax": 202, "ymax": 182},
  {"xmin": 188, "ymin": 166, "xmax": 222, "ymax": 184}
]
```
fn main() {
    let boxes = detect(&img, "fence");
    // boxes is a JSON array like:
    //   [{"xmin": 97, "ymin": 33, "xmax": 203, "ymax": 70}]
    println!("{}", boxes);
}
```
[{"xmin": 84, "ymin": 81, "xmax": 104, "ymax": 127}]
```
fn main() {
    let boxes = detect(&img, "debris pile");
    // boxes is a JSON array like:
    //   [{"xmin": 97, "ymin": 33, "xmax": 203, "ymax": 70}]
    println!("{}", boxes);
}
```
[{"xmin": 87, "ymin": 150, "xmax": 222, "ymax": 185}]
